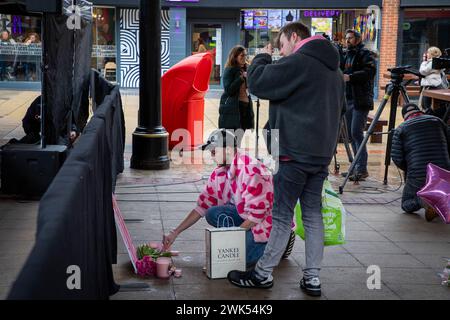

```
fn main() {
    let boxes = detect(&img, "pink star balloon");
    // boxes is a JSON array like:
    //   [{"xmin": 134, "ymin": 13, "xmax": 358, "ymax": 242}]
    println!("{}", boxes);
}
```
[{"xmin": 417, "ymin": 163, "xmax": 450, "ymax": 224}]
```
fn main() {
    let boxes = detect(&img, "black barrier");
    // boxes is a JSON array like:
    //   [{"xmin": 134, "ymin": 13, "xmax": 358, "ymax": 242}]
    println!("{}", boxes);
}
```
[{"xmin": 7, "ymin": 81, "xmax": 124, "ymax": 299}]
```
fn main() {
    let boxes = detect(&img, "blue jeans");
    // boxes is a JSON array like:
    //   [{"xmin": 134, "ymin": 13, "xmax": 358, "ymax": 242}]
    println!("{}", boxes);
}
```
[
  {"xmin": 255, "ymin": 161, "xmax": 328, "ymax": 279},
  {"xmin": 402, "ymin": 177, "xmax": 426, "ymax": 213},
  {"xmin": 345, "ymin": 100, "xmax": 369, "ymax": 173},
  {"xmin": 205, "ymin": 204, "xmax": 267, "ymax": 267}
]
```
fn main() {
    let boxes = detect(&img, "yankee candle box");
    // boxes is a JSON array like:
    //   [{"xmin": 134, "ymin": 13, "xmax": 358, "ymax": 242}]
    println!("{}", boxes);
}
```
[{"xmin": 205, "ymin": 227, "xmax": 246, "ymax": 279}]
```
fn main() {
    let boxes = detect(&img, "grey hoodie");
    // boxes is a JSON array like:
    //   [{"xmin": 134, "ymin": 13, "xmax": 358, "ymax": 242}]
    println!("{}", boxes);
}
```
[{"xmin": 248, "ymin": 38, "xmax": 345, "ymax": 165}]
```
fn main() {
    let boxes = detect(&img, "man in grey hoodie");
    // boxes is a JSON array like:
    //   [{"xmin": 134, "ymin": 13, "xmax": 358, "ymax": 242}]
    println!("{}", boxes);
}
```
[{"xmin": 227, "ymin": 22, "xmax": 345, "ymax": 297}]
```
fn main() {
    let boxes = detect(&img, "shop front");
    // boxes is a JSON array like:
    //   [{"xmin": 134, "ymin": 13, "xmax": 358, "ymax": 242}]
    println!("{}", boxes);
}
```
[
  {"xmin": 0, "ymin": 12, "xmax": 42, "ymax": 88},
  {"xmin": 399, "ymin": 1, "xmax": 450, "ymax": 69},
  {"xmin": 1, "ymin": 0, "xmax": 383, "ymax": 89},
  {"xmin": 181, "ymin": 1, "xmax": 382, "ymax": 87},
  {"xmin": 240, "ymin": 8, "xmax": 380, "ymax": 62},
  {"xmin": 0, "ymin": 3, "xmax": 118, "ymax": 89}
]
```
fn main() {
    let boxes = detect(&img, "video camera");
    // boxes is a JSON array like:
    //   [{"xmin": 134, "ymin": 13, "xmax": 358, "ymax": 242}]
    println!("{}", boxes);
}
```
[
  {"xmin": 431, "ymin": 48, "xmax": 450, "ymax": 70},
  {"xmin": 387, "ymin": 65, "xmax": 422, "ymax": 78}
]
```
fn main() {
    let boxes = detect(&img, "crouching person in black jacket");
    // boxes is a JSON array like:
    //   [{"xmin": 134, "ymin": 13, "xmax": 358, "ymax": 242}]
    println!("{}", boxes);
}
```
[{"xmin": 391, "ymin": 103, "xmax": 450, "ymax": 221}]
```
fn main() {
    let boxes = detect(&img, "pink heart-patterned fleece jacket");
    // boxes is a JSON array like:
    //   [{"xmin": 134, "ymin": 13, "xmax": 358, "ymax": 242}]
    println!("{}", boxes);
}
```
[{"xmin": 194, "ymin": 151, "xmax": 273, "ymax": 243}]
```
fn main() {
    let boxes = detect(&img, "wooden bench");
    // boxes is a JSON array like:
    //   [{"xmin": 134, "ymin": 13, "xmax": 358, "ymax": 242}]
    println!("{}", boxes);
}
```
[{"xmin": 366, "ymin": 114, "xmax": 388, "ymax": 143}]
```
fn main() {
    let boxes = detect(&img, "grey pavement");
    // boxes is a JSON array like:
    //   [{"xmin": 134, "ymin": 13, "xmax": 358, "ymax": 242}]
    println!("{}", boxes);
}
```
[{"xmin": 0, "ymin": 89, "xmax": 449, "ymax": 300}]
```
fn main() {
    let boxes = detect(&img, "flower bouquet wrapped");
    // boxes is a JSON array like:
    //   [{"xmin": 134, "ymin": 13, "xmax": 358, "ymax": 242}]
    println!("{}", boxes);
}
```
[{"xmin": 135, "ymin": 243, "xmax": 181, "ymax": 278}]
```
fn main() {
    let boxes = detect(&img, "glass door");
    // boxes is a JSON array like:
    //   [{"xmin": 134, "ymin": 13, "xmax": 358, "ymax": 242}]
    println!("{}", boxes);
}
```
[{"xmin": 191, "ymin": 24, "xmax": 222, "ymax": 85}]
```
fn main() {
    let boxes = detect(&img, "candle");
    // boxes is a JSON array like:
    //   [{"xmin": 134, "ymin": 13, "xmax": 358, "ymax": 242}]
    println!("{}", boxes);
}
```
[
  {"xmin": 174, "ymin": 269, "xmax": 182, "ymax": 278},
  {"xmin": 156, "ymin": 257, "xmax": 171, "ymax": 279}
]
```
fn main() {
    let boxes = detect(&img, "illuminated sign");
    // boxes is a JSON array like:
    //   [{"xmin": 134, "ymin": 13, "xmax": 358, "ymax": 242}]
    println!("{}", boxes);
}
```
[{"xmin": 303, "ymin": 10, "xmax": 341, "ymax": 18}]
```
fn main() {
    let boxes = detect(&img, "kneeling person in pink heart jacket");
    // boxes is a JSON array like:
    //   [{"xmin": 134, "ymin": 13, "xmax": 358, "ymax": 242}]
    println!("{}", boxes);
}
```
[{"xmin": 163, "ymin": 129, "xmax": 289, "ymax": 267}]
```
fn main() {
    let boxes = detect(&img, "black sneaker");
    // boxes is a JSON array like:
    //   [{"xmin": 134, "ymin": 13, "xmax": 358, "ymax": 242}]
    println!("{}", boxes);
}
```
[
  {"xmin": 349, "ymin": 171, "xmax": 369, "ymax": 181},
  {"xmin": 341, "ymin": 171, "xmax": 350, "ymax": 178},
  {"xmin": 300, "ymin": 277, "xmax": 321, "ymax": 297},
  {"xmin": 342, "ymin": 171, "xmax": 369, "ymax": 180},
  {"xmin": 227, "ymin": 269, "xmax": 273, "ymax": 289},
  {"xmin": 282, "ymin": 230, "xmax": 296, "ymax": 259}
]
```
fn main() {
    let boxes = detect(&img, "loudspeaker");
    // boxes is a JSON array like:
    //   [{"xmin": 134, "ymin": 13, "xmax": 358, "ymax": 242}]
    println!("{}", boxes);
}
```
[
  {"xmin": 1, "ymin": 144, "xmax": 68, "ymax": 198},
  {"xmin": 26, "ymin": 0, "xmax": 62, "ymax": 13}
]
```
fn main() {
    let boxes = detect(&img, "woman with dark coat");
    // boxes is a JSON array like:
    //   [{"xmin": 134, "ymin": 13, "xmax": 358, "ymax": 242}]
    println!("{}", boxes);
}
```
[{"xmin": 219, "ymin": 45, "xmax": 255, "ymax": 146}]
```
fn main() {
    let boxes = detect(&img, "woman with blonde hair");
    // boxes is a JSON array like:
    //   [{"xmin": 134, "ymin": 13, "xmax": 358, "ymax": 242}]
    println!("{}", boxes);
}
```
[
  {"xmin": 419, "ymin": 46, "xmax": 448, "ymax": 113},
  {"xmin": 218, "ymin": 45, "xmax": 254, "ymax": 147}
]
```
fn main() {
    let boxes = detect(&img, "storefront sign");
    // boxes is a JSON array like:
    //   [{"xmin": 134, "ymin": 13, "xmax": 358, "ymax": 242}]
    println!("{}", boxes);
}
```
[
  {"xmin": 303, "ymin": 10, "xmax": 341, "ymax": 18},
  {"xmin": 0, "ymin": 44, "xmax": 42, "ymax": 56},
  {"xmin": 92, "ymin": 45, "xmax": 117, "ymax": 58}
]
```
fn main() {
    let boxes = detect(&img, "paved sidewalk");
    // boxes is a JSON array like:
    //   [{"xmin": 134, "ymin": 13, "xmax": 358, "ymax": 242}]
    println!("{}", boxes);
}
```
[
  {"xmin": 0, "ymin": 89, "xmax": 449, "ymax": 300},
  {"xmin": 0, "ymin": 90, "xmax": 40, "ymax": 146}
]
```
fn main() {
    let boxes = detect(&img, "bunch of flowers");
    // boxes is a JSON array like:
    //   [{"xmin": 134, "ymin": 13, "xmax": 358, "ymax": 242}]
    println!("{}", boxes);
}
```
[{"xmin": 135, "ymin": 243, "xmax": 172, "ymax": 277}]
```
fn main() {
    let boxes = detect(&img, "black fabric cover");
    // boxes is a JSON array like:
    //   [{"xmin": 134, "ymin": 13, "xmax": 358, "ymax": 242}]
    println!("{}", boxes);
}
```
[
  {"xmin": 91, "ymin": 69, "xmax": 115, "ymax": 108},
  {"xmin": 43, "ymin": 12, "xmax": 92, "ymax": 145},
  {"xmin": 93, "ymin": 85, "xmax": 125, "ymax": 189},
  {"xmin": 7, "ymin": 86, "xmax": 124, "ymax": 300},
  {"xmin": 72, "ymin": 18, "xmax": 93, "ymax": 134}
]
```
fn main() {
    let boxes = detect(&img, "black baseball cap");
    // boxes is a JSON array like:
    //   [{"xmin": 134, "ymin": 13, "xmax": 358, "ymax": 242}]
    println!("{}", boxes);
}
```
[{"xmin": 200, "ymin": 129, "xmax": 237, "ymax": 151}]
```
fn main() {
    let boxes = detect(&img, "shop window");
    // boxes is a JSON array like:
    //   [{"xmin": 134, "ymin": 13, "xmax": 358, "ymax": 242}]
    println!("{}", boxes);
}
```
[
  {"xmin": 0, "ymin": 13, "xmax": 42, "ymax": 82},
  {"xmin": 92, "ymin": 7, "xmax": 116, "ymax": 82},
  {"xmin": 401, "ymin": 9, "xmax": 450, "ymax": 69},
  {"xmin": 240, "ymin": 9, "xmax": 379, "ymax": 62}
]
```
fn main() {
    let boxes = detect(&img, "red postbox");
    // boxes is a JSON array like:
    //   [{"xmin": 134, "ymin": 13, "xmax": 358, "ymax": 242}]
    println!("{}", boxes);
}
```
[{"xmin": 162, "ymin": 52, "xmax": 213, "ymax": 150}]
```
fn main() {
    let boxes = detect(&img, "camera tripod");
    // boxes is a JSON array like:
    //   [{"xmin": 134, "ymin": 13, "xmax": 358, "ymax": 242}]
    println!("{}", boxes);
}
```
[
  {"xmin": 333, "ymin": 116, "xmax": 354, "ymax": 175},
  {"xmin": 339, "ymin": 66, "xmax": 422, "ymax": 194}
]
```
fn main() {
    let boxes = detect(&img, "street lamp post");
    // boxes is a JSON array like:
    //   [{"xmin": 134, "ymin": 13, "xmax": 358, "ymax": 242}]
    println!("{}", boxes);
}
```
[{"xmin": 130, "ymin": 0, "xmax": 170, "ymax": 170}]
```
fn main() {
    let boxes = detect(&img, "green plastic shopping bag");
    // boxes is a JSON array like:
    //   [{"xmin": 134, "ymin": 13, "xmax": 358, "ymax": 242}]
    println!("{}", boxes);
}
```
[{"xmin": 294, "ymin": 180, "xmax": 346, "ymax": 246}]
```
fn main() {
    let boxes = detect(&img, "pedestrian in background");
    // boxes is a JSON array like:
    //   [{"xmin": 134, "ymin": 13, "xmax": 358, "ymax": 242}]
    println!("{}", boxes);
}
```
[
  {"xmin": 0, "ymin": 30, "xmax": 16, "ymax": 81},
  {"xmin": 218, "ymin": 45, "xmax": 255, "ymax": 147},
  {"xmin": 419, "ymin": 46, "xmax": 448, "ymax": 116},
  {"xmin": 227, "ymin": 22, "xmax": 345, "ymax": 297},
  {"xmin": 340, "ymin": 29, "xmax": 377, "ymax": 181},
  {"xmin": 197, "ymin": 38, "xmax": 207, "ymax": 53}
]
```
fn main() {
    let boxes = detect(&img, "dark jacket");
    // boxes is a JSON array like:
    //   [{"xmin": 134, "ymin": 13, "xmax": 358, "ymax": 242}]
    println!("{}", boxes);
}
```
[
  {"xmin": 392, "ymin": 114, "xmax": 450, "ymax": 180},
  {"xmin": 247, "ymin": 38, "xmax": 345, "ymax": 165},
  {"xmin": 22, "ymin": 96, "xmax": 41, "ymax": 135},
  {"xmin": 219, "ymin": 66, "xmax": 254, "ymax": 130},
  {"xmin": 341, "ymin": 43, "xmax": 377, "ymax": 111}
]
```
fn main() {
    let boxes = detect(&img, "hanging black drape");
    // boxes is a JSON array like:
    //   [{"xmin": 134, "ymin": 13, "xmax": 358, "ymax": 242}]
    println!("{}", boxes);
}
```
[{"xmin": 43, "ymin": 12, "xmax": 92, "ymax": 145}]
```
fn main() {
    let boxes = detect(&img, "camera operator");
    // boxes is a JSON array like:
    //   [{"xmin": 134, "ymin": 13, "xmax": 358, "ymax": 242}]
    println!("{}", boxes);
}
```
[
  {"xmin": 419, "ymin": 47, "xmax": 449, "ymax": 116},
  {"xmin": 392, "ymin": 103, "xmax": 450, "ymax": 222},
  {"xmin": 340, "ymin": 29, "xmax": 377, "ymax": 181}
]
